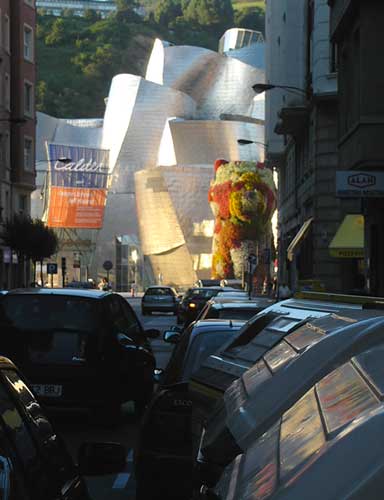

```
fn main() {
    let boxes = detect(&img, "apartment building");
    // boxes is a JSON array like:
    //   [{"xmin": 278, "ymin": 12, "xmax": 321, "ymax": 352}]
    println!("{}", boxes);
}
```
[
  {"xmin": 328, "ymin": 0, "xmax": 384, "ymax": 296},
  {"xmin": 0, "ymin": 0, "xmax": 36, "ymax": 288},
  {"xmin": 265, "ymin": 0, "xmax": 360, "ymax": 293}
]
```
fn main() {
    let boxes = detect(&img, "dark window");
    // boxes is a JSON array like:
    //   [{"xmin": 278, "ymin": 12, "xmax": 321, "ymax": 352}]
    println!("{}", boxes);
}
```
[
  {"xmin": 182, "ymin": 331, "xmax": 233, "ymax": 380},
  {"xmin": 145, "ymin": 287, "xmax": 175, "ymax": 296},
  {"xmin": 217, "ymin": 308, "xmax": 259, "ymax": 320},
  {"xmin": 106, "ymin": 296, "xmax": 141, "ymax": 339},
  {"xmin": 2, "ymin": 295, "xmax": 98, "ymax": 333},
  {"xmin": 162, "ymin": 327, "xmax": 193, "ymax": 385}
]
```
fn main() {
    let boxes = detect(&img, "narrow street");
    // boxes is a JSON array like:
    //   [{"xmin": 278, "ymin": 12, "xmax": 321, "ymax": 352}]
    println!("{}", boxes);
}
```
[{"xmin": 54, "ymin": 294, "xmax": 176, "ymax": 500}]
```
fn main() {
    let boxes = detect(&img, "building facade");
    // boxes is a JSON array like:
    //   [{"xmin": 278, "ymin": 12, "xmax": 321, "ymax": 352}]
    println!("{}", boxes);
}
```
[
  {"xmin": 265, "ymin": 0, "xmax": 360, "ymax": 293},
  {"xmin": 329, "ymin": 0, "xmax": 384, "ymax": 295},
  {"xmin": 0, "ymin": 0, "xmax": 36, "ymax": 288},
  {"xmin": 36, "ymin": 0, "xmax": 116, "ymax": 17},
  {"xmin": 34, "ymin": 33, "xmax": 266, "ymax": 290}
]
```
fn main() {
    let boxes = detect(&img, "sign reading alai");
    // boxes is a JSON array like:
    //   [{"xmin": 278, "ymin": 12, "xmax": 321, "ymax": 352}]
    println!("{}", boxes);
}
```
[
  {"xmin": 46, "ymin": 143, "xmax": 110, "ymax": 229},
  {"xmin": 336, "ymin": 171, "xmax": 384, "ymax": 197}
]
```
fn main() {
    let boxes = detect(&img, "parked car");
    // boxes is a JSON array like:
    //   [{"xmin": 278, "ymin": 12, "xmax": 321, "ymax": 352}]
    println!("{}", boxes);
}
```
[
  {"xmin": 219, "ymin": 279, "xmax": 244, "ymax": 289},
  {"xmin": 65, "ymin": 281, "xmax": 96, "ymax": 289},
  {"xmin": 198, "ymin": 310, "xmax": 384, "ymax": 500},
  {"xmin": 134, "ymin": 318, "xmax": 245, "ymax": 500},
  {"xmin": 0, "ymin": 356, "xmax": 127, "ymax": 499},
  {"xmin": 134, "ymin": 293, "xmax": 383, "ymax": 499},
  {"xmin": 194, "ymin": 279, "xmax": 221, "ymax": 288},
  {"xmin": 176, "ymin": 287, "xmax": 222, "ymax": 325},
  {"xmin": 0, "ymin": 288, "xmax": 160, "ymax": 419},
  {"xmin": 141, "ymin": 286, "xmax": 179, "ymax": 315},
  {"xmin": 197, "ymin": 297, "xmax": 275, "ymax": 321}
]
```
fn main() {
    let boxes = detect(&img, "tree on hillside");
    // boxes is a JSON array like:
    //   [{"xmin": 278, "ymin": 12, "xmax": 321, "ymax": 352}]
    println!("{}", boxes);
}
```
[
  {"xmin": 183, "ymin": 0, "xmax": 233, "ymax": 29},
  {"xmin": 45, "ymin": 18, "xmax": 65, "ymax": 46},
  {"xmin": 154, "ymin": 0, "xmax": 183, "ymax": 27},
  {"xmin": 235, "ymin": 6, "xmax": 265, "ymax": 34}
]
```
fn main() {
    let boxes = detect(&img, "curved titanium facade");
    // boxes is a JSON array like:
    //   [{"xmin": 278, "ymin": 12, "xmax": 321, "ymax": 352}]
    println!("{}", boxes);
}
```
[{"xmin": 34, "ymin": 35, "xmax": 266, "ymax": 289}]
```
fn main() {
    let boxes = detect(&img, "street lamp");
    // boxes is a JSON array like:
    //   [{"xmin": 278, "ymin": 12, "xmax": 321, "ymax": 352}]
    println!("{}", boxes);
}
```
[
  {"xmin": 252, "ymin": 83, "xmax": 307, "ymax": 96},
  {"xmin": 237, "ymin": 139, "xmax": 267, "ymax": 147}
]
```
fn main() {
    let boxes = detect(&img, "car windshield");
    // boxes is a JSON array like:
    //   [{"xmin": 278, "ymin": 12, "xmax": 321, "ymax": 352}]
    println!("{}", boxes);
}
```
[
  {"xmin": 186, "ymin": 289, "xmax": 218, "ymax": 299},
  {"xmin": 1, "ymin": 295, "xmax": 98, "ymax": 333},
  {"xmin": 207, "ymin": 308, "xmax": 260, "ymax": 320},
  {"xmin": 182, "ymin": 330, "xmax": 233, "ymax": 380},
  {"xmin": 145, "ymin": 288, "xmax": 174, "ymax": 296}
]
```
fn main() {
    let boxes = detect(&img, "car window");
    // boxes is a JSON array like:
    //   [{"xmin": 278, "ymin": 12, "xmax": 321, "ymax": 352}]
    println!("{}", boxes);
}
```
[
  {"xmin": 185, "ymin": 289, "xmax": 218, "ymax": 300},
  {"xmin": 106, "ymin": 296, "xmax": 141, "ymax": 339},
  {"xmin": 217, "ymin": 309, "xmax": 259, "ymax": 320},
  {"xmin": 182, "ymin": 331, "xmax": 233, "ymax": 380},
  {"xmin": 2, "ymin": 295, "xmax": 98, "ymax": 333},
  {"xmin": 145, "ymin": 288, "xmax": 174, "ymax": 296},
  {"xmin": 119, "ymin": 298, "xmax": 142, "ymax": 338},
  {"xmin": 2, "ymin": 370, "xmax": 75, "ymax": 496},
  {"xmin": 162, "ymin": 327, "xmax": 193, "ymax": 385}
]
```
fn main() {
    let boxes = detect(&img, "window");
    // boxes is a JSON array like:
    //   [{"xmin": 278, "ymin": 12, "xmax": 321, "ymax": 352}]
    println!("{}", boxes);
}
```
[
  {"xmin": 4, "ymin": 74, "xmax": 9, "ymax": 111},
  {"xmin": 23, "ymin": 25, "xmax": 33, "ymax": 62},
  {"xmin": 3, "ymin": 16, "xmax": 9, "ymax": 53},
  {"xmin": 19, "ymin": 195, "xmax": 27, "ymax": 213},
  {"xmin": 24, "ymin": 137, "xmax": 33, "ymax": 171},
  {"xmin": 24, "ymin": 0, "xmax": 35, "ymax": 6},
  {"xmin": 24, "ymin": 81, "xmax": 33, "ymax": 116}
]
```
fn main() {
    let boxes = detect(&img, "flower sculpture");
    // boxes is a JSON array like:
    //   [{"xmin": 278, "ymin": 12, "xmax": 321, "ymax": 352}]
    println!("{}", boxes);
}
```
[{"xmin": 209, "ymin": 159, "xmax": 277, "ymax": 279}]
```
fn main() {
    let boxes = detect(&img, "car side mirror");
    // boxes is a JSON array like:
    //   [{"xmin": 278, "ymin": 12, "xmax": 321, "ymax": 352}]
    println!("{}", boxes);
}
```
[
  {"xmin": 170, "ymin": 325, "xmax": 183, "ymax": 333},
  {"xmin": 154, "ymin": 368, "xmax": 164, "ymax": 383},
  {"xmin": 145, "ymin": 328, "xmax": 160, "ymax": 339},
  {"xmin": 78, "ymin": 442, "xmax": 127, "ymax": 476},
  {"xmin": 117, "ymin": 333, "xmax": 134, "ymax": 346},
  {"xmin": 163, "ymin": 330, "xmax": 181, "ymax": 344}
]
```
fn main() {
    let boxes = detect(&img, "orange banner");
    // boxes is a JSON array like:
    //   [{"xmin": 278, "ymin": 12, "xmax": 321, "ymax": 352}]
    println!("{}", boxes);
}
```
[{"xmin": 47, "ymin": 187, "xmax": 107, "ymax": 229}]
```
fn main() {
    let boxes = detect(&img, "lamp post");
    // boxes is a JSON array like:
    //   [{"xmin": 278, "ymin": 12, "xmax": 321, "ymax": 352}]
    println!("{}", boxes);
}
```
[
  {"xmin": 252, "ymin": 83, "xmax": 307, "ymax": 96},
  {"xmin": 237, "ymin": 139, "xmax": 267, "ymax": 147}
]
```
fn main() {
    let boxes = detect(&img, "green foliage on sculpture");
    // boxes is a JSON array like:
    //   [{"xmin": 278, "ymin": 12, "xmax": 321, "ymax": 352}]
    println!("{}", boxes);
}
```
[{"xmin": 208, "ymin": 159, "xmax": 276, "ymax": 279}]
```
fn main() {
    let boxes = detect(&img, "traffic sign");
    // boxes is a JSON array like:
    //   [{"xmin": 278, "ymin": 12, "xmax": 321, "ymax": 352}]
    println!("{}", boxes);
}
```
[
  {"xmin": 47, "ymin": 263, "xmax": 58, "ymax": 275},
  {"xmin": 103, "ymin": 260, "xmax": 113, "ymax": 271}
]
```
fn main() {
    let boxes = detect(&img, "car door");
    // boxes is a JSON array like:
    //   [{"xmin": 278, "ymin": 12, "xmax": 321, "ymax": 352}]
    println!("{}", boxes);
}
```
[{"xmin": 0, "ymin": 367, "xmax": 88, "ymax": 500}]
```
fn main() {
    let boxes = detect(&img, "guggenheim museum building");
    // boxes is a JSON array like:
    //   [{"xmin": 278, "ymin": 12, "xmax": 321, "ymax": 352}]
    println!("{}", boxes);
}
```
[{"xmin": 33, "ymin": 28, "xmax": 266, "ymax": 290}]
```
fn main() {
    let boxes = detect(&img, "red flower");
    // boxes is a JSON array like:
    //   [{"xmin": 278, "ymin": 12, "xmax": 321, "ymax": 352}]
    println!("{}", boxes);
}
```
[{"xmin": 214, "ymin": 158, "xmax": 228, "ymax": 172}]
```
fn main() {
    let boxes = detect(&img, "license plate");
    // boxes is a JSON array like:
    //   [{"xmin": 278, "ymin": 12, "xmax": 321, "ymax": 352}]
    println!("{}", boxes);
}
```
[{"xmin": 32, "ymin": 384, "xmax": 62, "ymax": 398}]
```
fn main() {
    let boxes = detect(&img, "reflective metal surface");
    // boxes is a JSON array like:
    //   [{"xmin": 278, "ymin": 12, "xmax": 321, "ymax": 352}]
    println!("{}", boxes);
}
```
[{"xmin": 35, "ymin": 36, "xmax": 266, "ymax": 286}]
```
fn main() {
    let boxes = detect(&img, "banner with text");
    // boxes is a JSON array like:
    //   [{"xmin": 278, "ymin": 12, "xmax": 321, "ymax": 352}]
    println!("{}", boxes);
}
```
[{"xmin": 46, "ymin": 144, "xmax": 109, "ymax": 229}]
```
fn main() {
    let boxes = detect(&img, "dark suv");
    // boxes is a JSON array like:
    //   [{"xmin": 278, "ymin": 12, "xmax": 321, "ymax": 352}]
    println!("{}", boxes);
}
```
[
  {"xmin": 0, "ymin": 356, "xmax": 127, "ymax": 499},
  {"xmin": 0, "ymin": 289, "xmax": 159, "ymax": 419}
]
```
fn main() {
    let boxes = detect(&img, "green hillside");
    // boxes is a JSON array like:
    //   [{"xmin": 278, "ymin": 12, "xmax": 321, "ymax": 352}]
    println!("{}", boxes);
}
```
[{"xmin": 36, "ymin": 0, "xmax": 265, "ymax": 118}]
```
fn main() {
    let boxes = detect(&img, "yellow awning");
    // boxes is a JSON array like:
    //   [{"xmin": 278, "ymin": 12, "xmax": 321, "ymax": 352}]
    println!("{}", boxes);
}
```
[
  {"xmin": 287, "ymin": 218, "xmax": 313, "ymax": 262},
  {"xmin": 329, "ymin": 214, "xmax": 364, "ymax": 258}
]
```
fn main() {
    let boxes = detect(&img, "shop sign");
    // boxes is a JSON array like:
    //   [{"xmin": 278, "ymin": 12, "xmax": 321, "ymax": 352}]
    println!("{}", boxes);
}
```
[{"xmin": 336, "ymin": 171, "xmax": 384, "ymax": 197}]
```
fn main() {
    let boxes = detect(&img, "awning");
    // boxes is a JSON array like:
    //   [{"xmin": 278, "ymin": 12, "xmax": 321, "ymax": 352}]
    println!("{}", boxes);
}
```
[
  {"xmin": 287, "ymin": 218, "xmax": 313, "ymax": 262},
  {"xmin": 329, "ymin": 214, "xmax": 364, "ymax": 258}
]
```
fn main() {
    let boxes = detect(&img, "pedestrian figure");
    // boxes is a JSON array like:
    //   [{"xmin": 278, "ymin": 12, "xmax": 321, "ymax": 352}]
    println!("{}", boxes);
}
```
[
  {"xmin": 131, "ymin": 281, "xmax": 137, "ymax": 297},
  {"xmin": 98, "ymin": 277, "xmax": 111, "ymax": 291}
]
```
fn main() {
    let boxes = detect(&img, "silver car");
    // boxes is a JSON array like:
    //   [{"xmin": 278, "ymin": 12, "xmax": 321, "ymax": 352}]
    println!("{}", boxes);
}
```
[{"xmin": 141, "ymin": 286, "xmax": 178, "ymax": 315}]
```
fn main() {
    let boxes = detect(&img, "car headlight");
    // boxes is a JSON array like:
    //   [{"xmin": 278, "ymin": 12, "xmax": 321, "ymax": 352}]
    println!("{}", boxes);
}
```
[{"xmin": 189, "ymin": 303, "xmax": 197, "ymax": 309}]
